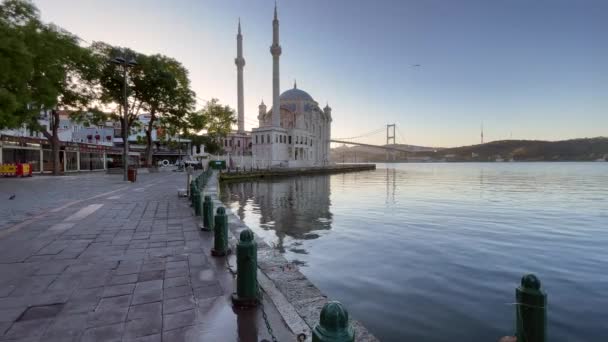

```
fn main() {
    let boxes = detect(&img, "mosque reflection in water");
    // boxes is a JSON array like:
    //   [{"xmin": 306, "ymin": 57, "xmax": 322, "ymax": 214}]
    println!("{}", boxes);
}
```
[{"xmin": 219, "ymin": 175, "xmax": 332, "ymax": 255}]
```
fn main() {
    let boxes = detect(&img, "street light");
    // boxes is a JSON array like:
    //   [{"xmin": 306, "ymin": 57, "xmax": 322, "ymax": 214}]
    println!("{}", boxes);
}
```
[{"xmin": 110, "ymin": 55, "xmax": 137, "ymax": 181}]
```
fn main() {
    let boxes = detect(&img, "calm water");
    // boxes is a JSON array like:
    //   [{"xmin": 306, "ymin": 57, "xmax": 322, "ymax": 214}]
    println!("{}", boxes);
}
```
[{"xmin": 220, "ymin": 163, "xmax": 608, "ymax": 342}]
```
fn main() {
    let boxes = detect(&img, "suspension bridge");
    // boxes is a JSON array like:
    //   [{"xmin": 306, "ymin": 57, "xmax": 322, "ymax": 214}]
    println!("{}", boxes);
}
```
[
  {"xmin": 331, "ymin": 124, "xmax": 413, "ymax": 152},
  {"xmin": 331, "ymin": 124, "xmax": 414, "ymax": 161}
]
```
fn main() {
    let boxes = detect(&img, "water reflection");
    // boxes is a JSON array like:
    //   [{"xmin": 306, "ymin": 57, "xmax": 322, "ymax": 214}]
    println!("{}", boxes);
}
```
[{"xmin": 220, "ymin": 175, "xmax": 332, "ymax": 253}]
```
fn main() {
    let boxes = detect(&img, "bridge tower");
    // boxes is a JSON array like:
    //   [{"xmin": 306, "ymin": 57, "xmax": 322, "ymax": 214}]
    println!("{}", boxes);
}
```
[{"xmin": 386, "ymin": 124, "xmax": 396, "ymax": 161}]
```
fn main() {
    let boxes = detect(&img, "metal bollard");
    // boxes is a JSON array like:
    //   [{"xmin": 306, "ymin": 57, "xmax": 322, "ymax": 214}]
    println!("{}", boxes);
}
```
[
  {"xmin": 516, "ymin": 274, "xmax": 547, "ymax": 342},
  {"xmin": 312, "ymin": 301, "xmax": 355, "ymax": 342},
  {"xmin": 202, "ymin": 196, "xmax": 214, "ymax": 231},
  {"xmin": 211, "ymin": 207, "xmax": 231, "ymax": 256},
  {"xmin": 189, "ymin": 182, "xmax": 196, "ymax": 201},
  {"xmin": 193, "ymin": 190, "xmax": 202, "ymax": 216},
  {"xmin": 231, "ymin": 229, "xmax": 259, "ymax": 308}
]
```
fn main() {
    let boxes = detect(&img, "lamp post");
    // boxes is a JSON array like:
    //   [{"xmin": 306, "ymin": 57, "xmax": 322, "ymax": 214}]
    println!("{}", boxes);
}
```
[{"xmin": 110, "ymin": 55, "xmax": 137, "ymax": 181}]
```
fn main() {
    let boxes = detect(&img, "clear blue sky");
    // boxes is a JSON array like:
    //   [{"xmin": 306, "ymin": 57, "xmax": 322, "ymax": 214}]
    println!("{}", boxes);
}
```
[{"xmin": 33, "ymin": 0, "xmax": 607, "ymax": 147}]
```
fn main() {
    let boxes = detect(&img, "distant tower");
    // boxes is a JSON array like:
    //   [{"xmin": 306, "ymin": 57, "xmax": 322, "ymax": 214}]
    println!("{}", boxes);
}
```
[
  {"xmin": 235, "ymin": 19, "xmax": 246, "ymax": 133},
  {"xmin": 258, "ymin": 100, "xmax": 267, "ymax": 125},
  {"xmin": 270, "ymin": 2, "xmax": 282, "ymax": 127},
  {"xmin": 481, "ymin": 122, "xmax": 484, "ymax": 144}
]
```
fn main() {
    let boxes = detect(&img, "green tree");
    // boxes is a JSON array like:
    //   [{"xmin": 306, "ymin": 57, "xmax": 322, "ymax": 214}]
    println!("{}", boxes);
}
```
[
  {"xmin": 199, "ymin": 98, "xmax": 236, "ymax": 138},
  {"xmin": 132, "ymin": 54, "xmax": 194, "ymax": 166},
  {"xmin": 1, "ymin": 0, "xmax": 99, "ymax": 174}
]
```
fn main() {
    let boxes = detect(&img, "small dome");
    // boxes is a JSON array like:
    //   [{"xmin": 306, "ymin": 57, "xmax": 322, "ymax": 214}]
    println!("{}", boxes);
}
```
[{"xmin": 280, "ymin": 83, "xmax": 314, "ymax": 102}]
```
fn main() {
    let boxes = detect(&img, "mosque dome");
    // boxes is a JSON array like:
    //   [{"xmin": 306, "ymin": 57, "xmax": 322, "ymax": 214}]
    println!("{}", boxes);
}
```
[{"xmin": 280, "ymin": 81, "xmax": 314, "ymax": 102}]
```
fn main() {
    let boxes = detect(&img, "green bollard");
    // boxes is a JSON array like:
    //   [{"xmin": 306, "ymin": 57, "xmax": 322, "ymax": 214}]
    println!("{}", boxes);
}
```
[
  {"xmin": 231, "ymin": 229, "xmax": 259, "ymax": 308},
  {"xmin": 312, "ymin": 301, "xmax": 355, "ymax": 342},
  {"xmin": 193, "ymin": 191, "xmax": 202, "ymax": 216},
  {"xmin": 211, "ymin": 207, "xmax": 231, "ymax": 257},
  {"xmin": 516, "ymin": 274, "xmax": 547, "ymax": 342},
  {"xmin": 202, "ymin": 196, "xmax": 214, "ymax": 231},
  {"xmin": 189, "ymin": 182, "xmax": 195, "ymax": 200}
]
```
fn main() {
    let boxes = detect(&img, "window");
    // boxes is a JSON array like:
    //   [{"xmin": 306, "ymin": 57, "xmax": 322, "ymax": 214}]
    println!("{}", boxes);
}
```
[
  {"xmin": 261, "ymin": 135, "xmax": 264, "ymax": 143},
  {"xmin": 255, "ymin": 135, "xmax": 258, "ymax": 144},
  {"xmin": 311, "ymin": 139, "xmax": 313, "ymax": 146},
  {"xmin": 296, "ymin": 136, "xmax": 299, "ymax": 144},
  {"xmin": 229, "ymin": 140, "xmax": 233, "ymax": 146},
  {"xmin": 305, "ymin": 137, "xmax": 308, "ymax": 144},
  {"xmin": 237, "ymin": 140, "xmax": 241, "ymax": 147},
  {"xmin": 267, "ymin": 134, "xmax": 270, "ymax": 143},
  {"xmin": 275, "ymin": 135, "xmax": 278, "ymax": 143},
  {"xmin": 224, "ymin": 140, "xmax": 227, "ymax": 147},
  {"xmin": 289, "ymin": 136, "xmax": 292, "ymax": 144}
]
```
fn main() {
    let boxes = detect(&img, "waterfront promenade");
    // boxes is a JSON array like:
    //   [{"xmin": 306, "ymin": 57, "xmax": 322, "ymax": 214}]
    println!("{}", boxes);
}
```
[{"xmin": 0, "ymin": 170, "xmax": 293, "ymax": 341}]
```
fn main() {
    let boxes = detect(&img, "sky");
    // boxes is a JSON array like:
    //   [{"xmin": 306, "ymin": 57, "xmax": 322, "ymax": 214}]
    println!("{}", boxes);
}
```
[{"xmin": 33, "ymin": 0, "xmax": 607, "ymax": 147}]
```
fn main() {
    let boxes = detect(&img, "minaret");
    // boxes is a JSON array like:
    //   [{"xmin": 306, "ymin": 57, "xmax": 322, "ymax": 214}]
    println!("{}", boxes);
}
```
[
  {"xmin": 235, "ymin": 19, "xmax": 245, "ymax": 133},
  {"xmin": 270, "ymin": 3, "xmax": 282, "ymax": 127}
]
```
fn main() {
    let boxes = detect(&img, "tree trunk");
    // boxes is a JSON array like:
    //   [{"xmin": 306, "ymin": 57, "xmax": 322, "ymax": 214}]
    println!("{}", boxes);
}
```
[
  {"xmin": 144, "ymin": 112, "xmax": 156, "ymax": 167},
  {"xmin": 40, "ymin": 110, "xmax": 61, "ymax": 175}
]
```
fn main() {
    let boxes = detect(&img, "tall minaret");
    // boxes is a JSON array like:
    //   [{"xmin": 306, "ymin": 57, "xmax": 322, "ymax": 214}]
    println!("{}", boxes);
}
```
[
  {"xmin": 235, "ymin": 19, "xmax": 245, "ymax": 133},
  {"xmin": 270, "ymin": 3, "xmax": 282, "ymax": 127}
]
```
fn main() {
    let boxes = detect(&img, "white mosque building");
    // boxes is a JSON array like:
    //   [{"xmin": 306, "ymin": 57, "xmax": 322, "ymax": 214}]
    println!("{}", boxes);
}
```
[{"xmin": 237, "ymin": 4, "xmax": 332, "ymax": 168}]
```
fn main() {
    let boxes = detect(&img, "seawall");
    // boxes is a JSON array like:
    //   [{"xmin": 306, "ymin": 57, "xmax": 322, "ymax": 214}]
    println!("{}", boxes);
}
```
[
  {"xmin": 204, "ymin": 170, "xmax": 379, "ymax": 341},
  {"xmin": 219, "ymin": 163, "xmax": 376, "ymax": 182}
]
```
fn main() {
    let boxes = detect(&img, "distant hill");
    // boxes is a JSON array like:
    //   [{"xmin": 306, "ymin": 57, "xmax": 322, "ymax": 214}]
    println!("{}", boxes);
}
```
[{"xmin": 331, "ymin": 137, "xmax": 608, "ymax": 162}]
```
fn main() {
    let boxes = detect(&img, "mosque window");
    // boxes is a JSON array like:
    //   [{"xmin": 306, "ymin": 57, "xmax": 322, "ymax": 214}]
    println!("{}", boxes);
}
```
[
  {"xmin": 305, "ymin": 137, "xmax": 308, "ymax": 144},
  {"xmin": 237, "ymin": 140, "xmax": 241, "ymax": 147},
  {"xmin": 224, "ymin": 140, "xmax": 227, "ymax": 147},
  {"xmin": 229, "ymin": 140, "xmax": 233, "ymax": 146},
  {"xmin": 289, "ymin": 136, "xmax": 292, "ymax": 144},
  {"xmin": 275, "ymin": 135, "xmax": 278, "ymax": 143},
  {"xmin": 267, "ymin": 134, "xmax": 270, "ymax": 143},
  {"xmin": 261, "ymin": 135, "xmax": 264, "ymax": 143},
  {"xmin": 255, "ymin": 135, "xmax": 258, "ymax": 144}
]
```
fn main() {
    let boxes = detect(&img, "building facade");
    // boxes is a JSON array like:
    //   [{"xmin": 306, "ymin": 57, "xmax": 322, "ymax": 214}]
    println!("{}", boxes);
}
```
[{"xmin": 245, "ymin": 5, "xmax": 332, "ymax": 167}]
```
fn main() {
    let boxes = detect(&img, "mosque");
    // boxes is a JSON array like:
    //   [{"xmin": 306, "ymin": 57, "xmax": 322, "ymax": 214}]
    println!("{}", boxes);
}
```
[{"xmin": 234, "ymin": 4, "xmax": 332, "ymax": 167}]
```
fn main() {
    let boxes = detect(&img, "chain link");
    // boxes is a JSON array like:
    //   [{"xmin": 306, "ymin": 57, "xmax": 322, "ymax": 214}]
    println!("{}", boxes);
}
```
[
  {"xmin": 225, "ymin": 257, "xmax": 279, "ymax": 342},
  {"xmin": 258, "ymin": 288, "xmax": 279, "ymax": 342}
]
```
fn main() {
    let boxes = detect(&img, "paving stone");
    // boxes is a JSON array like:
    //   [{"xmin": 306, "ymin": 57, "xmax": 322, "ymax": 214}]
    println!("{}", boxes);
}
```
[
  {"xmin": 163, "ymin": 276, "xmax": 187, "ymax": 289},
  {"xmin": 164, "ymin": 267, "xmax": 189, "ymax": 278},
  {"xmin": 87, "ymin": 306, "xmax": 129, "ymax": 327},
  {"xmin": 2, "ymin": 318, "xmax": 53, "ymax": 340},
  {"xmin": 123, "ymin": 315, "xmax": 162, "ymax": 340},
  {"xmin": 81, "ymin": 322, "xmax": 124, "ymax": 342},
  {"xmin": 127, "ymin": 302, "xmax": 162, "ymax": 321},
  {"xmin": 102, "ymin": 283, "xmax": 135, "ymax": 298},
  {"xmin": 162, "ymin": 309, "xmax": 198, "ymax": 331},
  {"xmin": 97, "ymin": 294, "xmax": 132, "ymax": 310},
  {"xmin": 137, "ymin": 270, "xmax": 164, "ymax": 282},
  {"xmin": 123, "ymin": 333, "xmax": 161, "ymax": 342},
  {"xmin": 42, "ymin": 313, "xmax": 87, "ymax": 341},
  {"xmin": 163, "ymin": 295, "xmax": 195, "ymax": 314},
  {"xmin": 0, "ymin": 307, "xmax": 25, "ymax": 322},
  {"xmin": 163, "ymin": 285, "xmax": 192, "ymax": 300},
  {"xmin": 193, "ymin": 283, "xmax": 224, "ymax": 300},
  {"xmin": 107, "ymin": 273, "xmax": 138, "ymax": 285},
  {"xmin": 134, "ymin": 280, "xmax": 163, "ymax": 292},
  {"xmin": 131, "ymin": 289, "xmax": 162, "ymax": 306}
]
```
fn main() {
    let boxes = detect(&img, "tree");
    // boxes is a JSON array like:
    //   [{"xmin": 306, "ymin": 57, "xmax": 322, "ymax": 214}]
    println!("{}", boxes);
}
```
[
  {"xmin": 132, "ymin": 54, "xmax": 194, "ymax": 166},
  {"xmin": 1, "ymin": 0, "xmax": 99, "ymax": 174},
  {"xmin": 199, "ymin": 98, "xmax": 236, "ymax": 138},
  {"xmin": 181, "ymin": 99, "xmax": 235, "ymax": 155}
]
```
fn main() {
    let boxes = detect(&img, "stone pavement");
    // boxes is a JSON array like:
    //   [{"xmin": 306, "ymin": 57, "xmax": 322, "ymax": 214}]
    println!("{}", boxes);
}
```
[{"xmin": 0, "ymin": 171, "xmax": 294, "ymax": 341}]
